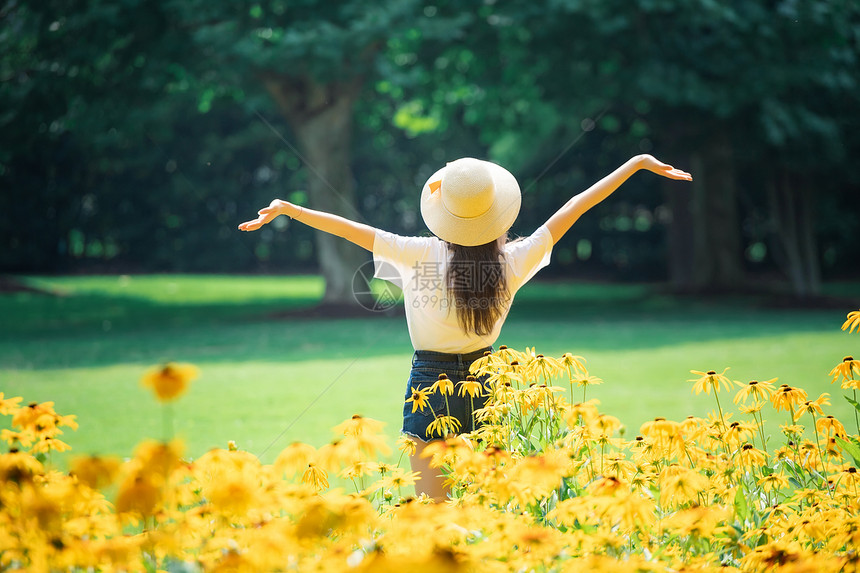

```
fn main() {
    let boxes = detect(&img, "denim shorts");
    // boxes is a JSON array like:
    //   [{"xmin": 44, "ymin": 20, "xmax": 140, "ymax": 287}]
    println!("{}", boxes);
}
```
[{"xmin": 402, "ymin": 347, "xmax": 493, "ymax": 441}]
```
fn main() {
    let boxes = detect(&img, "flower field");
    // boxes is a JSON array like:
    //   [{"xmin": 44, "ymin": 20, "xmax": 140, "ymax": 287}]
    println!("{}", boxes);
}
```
[{"xmin": 2, "ymin": 311, "xmax": 860, "ymax": 571}]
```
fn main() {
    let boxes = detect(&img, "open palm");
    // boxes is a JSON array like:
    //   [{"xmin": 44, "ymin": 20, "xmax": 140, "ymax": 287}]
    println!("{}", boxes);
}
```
[
  {"xmin": 639, "ymin": 154, "xmax": 692, "ymax": 181},
  {"xmin": 238, "ymin": 200, "xmax": 281, "ymax": 232}
]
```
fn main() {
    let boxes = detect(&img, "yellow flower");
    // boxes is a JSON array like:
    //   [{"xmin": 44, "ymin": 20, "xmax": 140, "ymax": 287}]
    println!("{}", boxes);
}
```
[
  {"xmin": 426, "ymin": 414, "xmax": 461, "ymax": 438},
  {"xmin": 835, "ymin": 466, "xmax": 860, "ymax": 492},
  {"xmin": 429, "ymin": 374, "xmax": 454, "ymax": 396},
  {"xmin": 725, "ymin": 421, "xmax": 757, "ymax": 446},
  {"xmin": 140, "ymin": 362, "xmax": 199, "ymax": 402},
  {"xmin": 11, "ymin": 400, "xmax": 58, "ymax": 429},
  {"xmin": 0, "ymin": 393, "xmax": 22, "ymax": 415},
  {"xmin": 396, "ymin": 435, "xmax": 417, "ymax": 456},
  {"xmin": 332, "ymin": 414, "xmax": 387, "ymax": 437},
  {"xmin": 274, "ymin": 442, "xmax": 317, "ymax": 477},
  {"xmin": 842, "ymin": 309, "xmax": 860, "ymax": 334},
  {"xmin": 468, "ymin": 350, "xmax": 501, "ymax": 376},
  {"xmin": 495, "ymin": 344, "xmax": 520, "ymax": 364},
  {"xmin": 133, "ymin": 439, "xmax": 184, "ymax": 482},
  {"xmin": 381, "ymin": 468, "xmax": 421, "ymax": 490},
  {"xmin": 116, "ymin": 468, "xmax": 161, "ymax": 518},
  {"xmin": 733, "ymin": 378, "xmax": 777, "ymax": 405},
  {"xmin": 70, "ymin": 455, "xmax": 121, "ymax": 490},
  {"xmin": 792, "ymin": 392, "xmax": 830, "ymax": 421},
  {"xmin": 659, "ymin": 465, "xmax": 709, "ymax": 506},
  {"xmin": 526, "ymin": 352, "xmax": 563, "ymax": 382},
  {"xmin": 815, "ymin": 415, "xmax": 846, "ymax": 438},
  {"xmin": 736, "ymin": 443, "xmax": 767, "ymax": 467},
  {"xmin": 738, "ymin": 401, "xmax": 765, "ymax": 415},
  {"xmin": 771, "ymin": 384, "xmax": 808, "ymax": 413},
  {"xmin": 559, "ymin": 353, "xmax": 587, "ymax": 378},
  {"xmin": 573, "ymin": 374, "xmax": 603, "ymax": 388},
  {"xmin": 829, "ymin": 356, "xmax": 860, "ymax": 389},
  {"xmin": 457, "ymin": 376, "xmax": 484, "ymax": 398},
  {"xmin": 640, "ymin": 417, "xmax": 680, "ymax": 439},
  {"xmin": 30, "ymin": 436, "xmax": 71, "ymax": 454},
  {"xmin": 689, "ymin": 368, "xmax": 736, "ymax": 395},
  {"xmin": 405, "ymin": 386, "xmax": 431, "ymax": 413},
  {"xmin": 757, "ymin": 472, "xmax": 789, "ymax": 492},
  {"xmin": 0, "ymin": 449, "xmax": 45, "ymax": 487},
  {"xmin": 301, "ymin": 463, "xmax": 329, "ymax": 491},
  {"xmin": 660, "ymin": 504, "xmax": 730, "ymax": 539}
]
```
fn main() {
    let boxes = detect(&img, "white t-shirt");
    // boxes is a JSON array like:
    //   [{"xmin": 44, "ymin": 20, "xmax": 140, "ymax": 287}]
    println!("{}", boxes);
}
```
[{"xmin": 372, "ymin": 225, "xmax": 554, "ymax": 353}]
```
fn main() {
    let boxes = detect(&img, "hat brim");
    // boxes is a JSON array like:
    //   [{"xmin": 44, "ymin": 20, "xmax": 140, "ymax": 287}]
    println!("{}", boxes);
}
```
[{"xmin": 420, "ymin": 160, "xmax": 521, "ymax": 247}]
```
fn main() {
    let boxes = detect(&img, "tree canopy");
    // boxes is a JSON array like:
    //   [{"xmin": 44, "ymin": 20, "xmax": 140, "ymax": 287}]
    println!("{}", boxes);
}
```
[{"xmin": 2, "ymin": 0, "xmax": 858, "ymax": 298}]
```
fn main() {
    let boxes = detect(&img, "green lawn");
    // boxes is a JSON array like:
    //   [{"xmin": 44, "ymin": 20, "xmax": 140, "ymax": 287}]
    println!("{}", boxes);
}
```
[{"xmin": 2, "ymin": 275, "xmax": 859, "ymax": 469}]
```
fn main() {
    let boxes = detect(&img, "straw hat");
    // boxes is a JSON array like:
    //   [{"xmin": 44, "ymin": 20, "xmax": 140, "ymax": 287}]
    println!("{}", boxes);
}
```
[{"xmin": 420, "ymin": 157, "xmax": 521, "ymax": 247}]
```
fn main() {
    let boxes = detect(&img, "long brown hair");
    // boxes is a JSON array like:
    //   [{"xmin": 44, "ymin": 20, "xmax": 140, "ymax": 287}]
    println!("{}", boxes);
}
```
[{"xmin": 445, "ymin": 238, "xmax": 510, "ymax": 336}]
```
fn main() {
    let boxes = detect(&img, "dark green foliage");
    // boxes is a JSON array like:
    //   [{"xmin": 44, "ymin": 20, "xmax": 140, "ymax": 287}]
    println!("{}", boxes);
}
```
[{"xmin": 1, "ymin": 0, "xmax": 859, "ymax": 288}]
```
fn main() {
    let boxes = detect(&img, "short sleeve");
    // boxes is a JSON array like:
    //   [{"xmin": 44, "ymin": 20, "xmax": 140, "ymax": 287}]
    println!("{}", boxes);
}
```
[
  {"xmin": 372, "ymin": 230, "xmax": 440, "ymax": 290},
  {"xmin": 503, "ymin": 225, "xmax": 554, "ymax": 291}
]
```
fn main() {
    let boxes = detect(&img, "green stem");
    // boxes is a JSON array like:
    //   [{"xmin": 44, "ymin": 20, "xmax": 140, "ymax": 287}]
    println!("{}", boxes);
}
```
[
  {"xmin": 854, "ymin": 388, "xmax": 859, "ymax": 435},
  {"xmin": 809, "ymin": 412, "xmax": 832, "ymax": 497},
  {"xmin": 163, "ymin": 403, "xmax": 173, "ymax": 441}
]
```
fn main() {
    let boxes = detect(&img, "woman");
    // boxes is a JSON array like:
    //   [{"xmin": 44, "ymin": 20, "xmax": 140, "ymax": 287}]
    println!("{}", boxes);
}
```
[{"xmin": 239, "ymin": 154, "xmax": 691, "ymax": 500}]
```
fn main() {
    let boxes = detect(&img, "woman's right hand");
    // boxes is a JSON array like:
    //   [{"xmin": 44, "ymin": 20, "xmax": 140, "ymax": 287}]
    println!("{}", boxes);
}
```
[
  {"xmin": 238, "ymin": 199, "xmax": 285, "ymax": 232},
  {"xmin": 637, "ymin": 154, "xmax": 692, "ymax": 181}
]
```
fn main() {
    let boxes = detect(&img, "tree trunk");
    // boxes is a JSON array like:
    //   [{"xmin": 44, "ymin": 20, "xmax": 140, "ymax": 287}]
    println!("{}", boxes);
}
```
[
  {"xmin": 766, "ymin": 171, "xmax": 821, "ymax": 298},
  {"xmin": 261, "ymin": 74, "xmax": 372, "ymax": 306},
  {"xmin": 666, "ymin": 126, "xmax": 744, "ymax": 292}
]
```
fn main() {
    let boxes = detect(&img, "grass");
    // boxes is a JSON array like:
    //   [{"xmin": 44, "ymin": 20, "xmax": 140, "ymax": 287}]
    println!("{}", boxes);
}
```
[{"xmin": 2, "ymin": 274, "xmax": 859, "ymax": 469}]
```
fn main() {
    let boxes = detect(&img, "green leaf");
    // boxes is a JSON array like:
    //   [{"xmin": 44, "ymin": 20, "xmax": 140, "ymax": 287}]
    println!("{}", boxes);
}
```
[
  {"xmin": 733, "ymin": 487, "xmax": 749, "ymax": 522},
  {"xmin": 844, "ymin": 394, "xmax": 860, "ymax": 415},
  {"xmin": 835, "ymin": 436, "xmax": 860, "ymax": 469}
]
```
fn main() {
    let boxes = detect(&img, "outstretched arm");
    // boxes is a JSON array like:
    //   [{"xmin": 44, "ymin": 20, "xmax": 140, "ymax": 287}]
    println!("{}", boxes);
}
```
[
  {"xmin": 238, "ymin": 199, "xmax": 378, "ymax": 251},
  {"xmin": 544, "ymin": 154, "xmax": 692, "ymax": 245}
]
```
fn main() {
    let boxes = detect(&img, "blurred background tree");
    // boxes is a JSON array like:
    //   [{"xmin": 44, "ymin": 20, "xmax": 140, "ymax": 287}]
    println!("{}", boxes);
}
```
[{"xmin": 1, "ymin": 0, "xmax": 858, "ymax": 301}]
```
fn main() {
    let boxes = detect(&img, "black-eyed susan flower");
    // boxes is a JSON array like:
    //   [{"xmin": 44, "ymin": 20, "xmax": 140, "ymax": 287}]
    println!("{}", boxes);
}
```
[
  {"xmin": 725, "ymin": 420, "xmax": 757, "ymax": 447},
  {"xmin": 559, "ymin": 353, "xmax": 587, "ymax": 378},
  {"xmin": 275, "ymin": 442, "xmax": 317, "ymax": 477},
  {"xmin": 737, "ymin": 443, "xmax": 767, "ymax": 467},
  {"xmin": 341, "ymin": 430, "xmax": 392, "ymax": 459},
  {"xmin": 133, "ymin": 439, "xmax": 184, "ymax": 482},
  {"xmin": 757, "ymin": 472, "xmax": 790, "ymax": 492},
  {"xmin": 115, "ymin": 469, "xmax": 161, "ymax": 518},
  {"xmin": 70, "ymin": 455, "xmax": 121, "ymax": 490},
  {"xmin": 426, "ymin": 414, "xmax": 462, "ymax": 438},
  {"xmin": 689, "ymin": 368, "xmax": 736, "ymax": 395},
  {"xmin": 469, "ymin": 351, "xmax": 501, "ymax": 376},
  {"xmin": 829, "ymin": 356, "xmax": 860, "ymax": 389},
  {"xmin": 835, "ymin": 466, "xmax": 860, "ymax": 492},
  {"xmin": 815, "ymin": 415, "xmax": 846, "ymax": 438},
  {"xmin": 734, "ymin": 378, "xmax": 777, "ymax": 405},
  {"xmin": 793, "ymin": 393, "xmax": 830, "ymax": 422},
  {"xmin": 396, "ymin": 435, "xmax": 417, "ymax": 457},
  {"xmin": 30, "ymin": 436, "xmax": 71, "ymax": 454},
  {"xmin": 457, "ymin": 376, "xmax": 484, "ymax": 398},
  {"xmin": 332, "ymin": 414, "xmax": 386, "ymax": 437},
  {"xmin": 405, "ymin": 387, "xmax": 431, "ymax": 414},
  {"xmin": 0, "ymin": 393, "xmax": 22, "ymax": 415},
  {"xmin": 140, "ymin": 362, "xmax": 199, "ymax": 403},
  {"xmin": 842, "ymin": 309, "xmax": 860, "ymax": 334},
  {"xmin": 301, "ymin": 463, "xmax": 329, "ymax": 491},
  {"xmin": 659, "ymin": 465, "xmax": 709, "ymax": 507},
  {"xmin": 771, "ymin": 384, "xmax": 808, "ymax": 413},
  {"xmin": 429, "ymin": 374, "xmax": 455, "ymax": 396},
  {"xmin": 495, "ymin": 344, "xmax": 519, "ymax": 364}
]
